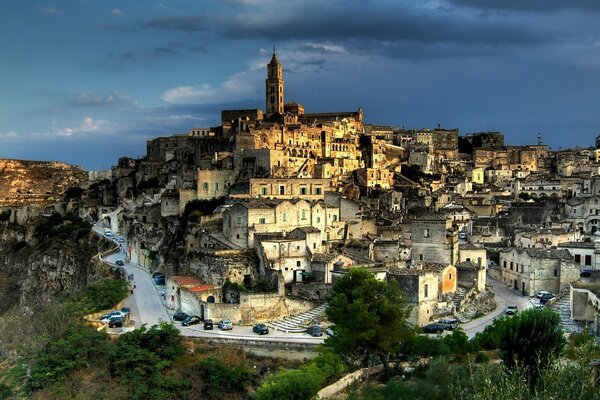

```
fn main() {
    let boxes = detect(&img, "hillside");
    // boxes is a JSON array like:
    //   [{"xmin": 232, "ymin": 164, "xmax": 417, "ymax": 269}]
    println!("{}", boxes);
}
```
[{"xmin": 0, "ymin": 159, "xmax": 86, "ymax": 206}]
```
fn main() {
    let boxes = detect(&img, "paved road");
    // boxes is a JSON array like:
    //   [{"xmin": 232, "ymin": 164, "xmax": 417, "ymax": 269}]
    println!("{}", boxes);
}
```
[
  {"xmin": 462, "ymin": 276, "xmax": 536, "ymax": 338},
  {"xmin": 93, "ymin": 224, "xmax": 324, "ymax": 345}
]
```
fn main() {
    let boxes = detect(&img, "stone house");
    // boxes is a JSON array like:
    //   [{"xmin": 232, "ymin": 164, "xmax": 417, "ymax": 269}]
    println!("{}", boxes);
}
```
[
  {"xmin": 165, "ymin": 276, "xmax": 218, "ymax": 317},
  {"xmin": 410, "ymin": 213, "xmax": 459, "ymax": 266},
  {"xmin": 565, "ymin": 196, "xmax": 600, "ymax": 234},
  {"xmin": 230, "ymin": 177, "xmax": 330, "ymax": 200},
  {"xmin": 254, "ymin": 227, "xmax": 322, "ymax": 283},
  {"xmin": 557, "ymin": 241, "xmax": 598, "ymax": 270},
  {"xmin": 311, "ymin": 252, "xmax": 355, "ymax": 284},
  {"xmin": 388, "ymin": 261, "xmax": 457, "ymax": 326},
  {"xmin": 515, "ymin": 228, "xmax": 579, "ymax": 249},
  {"xmin": 222, "ymin": 198, "xmax": 342, "ymax": 248},
  {"xmin": 197, "ymin": 169, "xmax": 237, "ymax": 200},
  {"xmin": 496, "ymin": 248, "xmax": 580, "ymax": 296}
]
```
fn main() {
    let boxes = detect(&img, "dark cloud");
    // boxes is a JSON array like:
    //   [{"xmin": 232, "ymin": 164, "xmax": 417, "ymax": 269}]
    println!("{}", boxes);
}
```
[
  {"xmin": 446, "ymin": 0, "xmax": 600, "ymax": 12},
  {"xmin": 139, "ymin": 16, "xmax": 210, "ymax": 32},
  {"xmin": 120, "ymin": 52, "xmax": 134, "ymax": 60},
  {"xmin": 221, "ymin": 8, "xmax": 550, "ymax": 46}
]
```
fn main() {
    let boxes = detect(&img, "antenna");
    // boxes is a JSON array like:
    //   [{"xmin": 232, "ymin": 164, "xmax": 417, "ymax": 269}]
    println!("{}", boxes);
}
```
[{"xmin": 537, "ymin": 130, "xmax": 542, "ymax": 146}]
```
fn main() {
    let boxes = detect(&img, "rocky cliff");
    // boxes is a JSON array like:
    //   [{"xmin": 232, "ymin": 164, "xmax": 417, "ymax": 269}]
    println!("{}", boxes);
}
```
[
  {"xmin": 0, "ymin": 159, "xmax": 87, "ymax": 206},
  {"xmin": 0, "ymin": 217, "xmax": 112, "ymax": 313}
]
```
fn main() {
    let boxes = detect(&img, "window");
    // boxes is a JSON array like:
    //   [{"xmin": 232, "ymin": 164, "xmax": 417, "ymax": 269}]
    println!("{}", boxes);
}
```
[
  {"xmin": 236, "ymin": 217, "xmax": 242, "ymax": 226},
  {"xmin": 261, "ymin": 187, "xmax": 268, "ymax": 195},
  {"xmin": 575, "ymin": 254, "xmax": 581, "ymax": 263},
  {"xmin": 316, "ymin": 217, "xmax": 321, "ymax": 223},
  {"xmin": 279, "ymin": 185, "xmax": 285, "ymax": 195},
  {"xmin": 282, "ymin": 212, "xmax": 287, "ymax": 222},
  {"xmin": 259, "ymin": 218, "xmax": 266, "ymax": 224},
  {"xmin": 300, "ymin": 187, "xmax": 307, "ymax": 195},
  {"xmin": 424, "ymin": 228, "xmax": 430, "ymax": 238},
  {"xmin": 449, "ymin": 273, "xmax": 452, "ymax": 280},
  {"xmin": 315, "ymin": 187, "xmax": 322, "ymax": 195},
  {"xmin": 214, "ymin": 182, "xmax": 219, "ymax": 191},
  {"xmin": 585, "ymin": 255, "xmax": 592, "ymax": 266},
  {"xmin": 332, "ymin": 215, "xmax": 337, "ymax": 221},
  {"xmin": 296, "ymin": 261, "xmax": 301, "ymax": 267},
  {"xmin": 554, "ymin": 269, "xmax": 558, "ymax": 277},
  {"xmin": 424, "ymin": 284, "xmax": 429, "ymax": 298},
  {"xmin": 202, "ymin": 182, "xmax": 209, "ymax": 192},
  {"xmin": 419, "ymin": 254, "xmax": 423, "ymax": 261},
  {"xmin": 503, "ymin": 261, "xmax": 507, "ymax": 268},
  {"xmin": 301, "ymin": 210, "xmax": 307, "ymax": 220},
  {"xmin": 510, "ymin": 261, "xmax": 513, "ymax": 270},
  {"xmin": 313, "ymin": 243, "xmax": 316, "ymax": 249}
]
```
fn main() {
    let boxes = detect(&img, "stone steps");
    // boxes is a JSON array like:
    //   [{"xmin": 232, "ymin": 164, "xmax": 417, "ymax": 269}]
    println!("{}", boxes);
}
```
[
  {"xmin": 268, "ymin": 303, "xmax": 328, "ymax": 333},
  {"xmin": 549, "ymin": 295, "xmax": 585, "ymax": 334}
]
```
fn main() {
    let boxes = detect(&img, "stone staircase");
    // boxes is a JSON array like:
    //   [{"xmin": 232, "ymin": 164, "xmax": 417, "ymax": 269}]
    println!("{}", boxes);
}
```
[
  {"xmin": 453, "ymin": 287, "xmax": 467, "ymax": 312},
  {"xmin": 268, "ymin": 303, "xmax": 328, "ymax": 333},
  {"xmin": 454, "ymin": 310, "xmax": 477, "ymax": 323},
  {"xmin": 549, "ymin": 294, "xmax": 585, "ymax": 334}
]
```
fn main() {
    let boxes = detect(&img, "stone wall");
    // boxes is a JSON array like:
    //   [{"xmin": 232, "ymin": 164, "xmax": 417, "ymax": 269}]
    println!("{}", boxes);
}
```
[{"xmin": 288, "ymin": 282, "xmax": 332, "ymax": 301}]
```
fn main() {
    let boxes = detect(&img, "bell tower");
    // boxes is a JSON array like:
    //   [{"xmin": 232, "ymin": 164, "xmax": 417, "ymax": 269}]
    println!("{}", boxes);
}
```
[{"xmin": 266, "ymin": 49, "xmax": 284, "ymax": 116}]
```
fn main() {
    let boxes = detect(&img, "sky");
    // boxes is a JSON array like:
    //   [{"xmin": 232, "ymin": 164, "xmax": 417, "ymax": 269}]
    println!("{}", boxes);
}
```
[{"xmin": 1, "ymin": 0, "xmax": 600, "ymax": 170}]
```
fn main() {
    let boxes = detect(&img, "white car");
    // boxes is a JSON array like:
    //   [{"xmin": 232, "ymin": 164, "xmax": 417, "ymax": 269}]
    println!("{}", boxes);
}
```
[
  {"xmin": 101, "ymin": 311, "xmax": 126, "ymax": 324},
  {"xmin": 536, "ymin": 291, "xmax": 552, "ymax": 299}
]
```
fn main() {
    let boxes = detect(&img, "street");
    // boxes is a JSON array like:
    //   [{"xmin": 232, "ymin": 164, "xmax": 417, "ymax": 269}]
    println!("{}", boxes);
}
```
[{"xmin": 462, "ymin": 276, "xmax": 536, "ymax": 338}]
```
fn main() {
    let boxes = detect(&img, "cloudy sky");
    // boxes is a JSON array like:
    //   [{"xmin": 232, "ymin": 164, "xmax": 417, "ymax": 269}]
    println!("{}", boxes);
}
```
[{"xmin": 1, "ymin": 0, "xmax": 600, "ymax": 170}]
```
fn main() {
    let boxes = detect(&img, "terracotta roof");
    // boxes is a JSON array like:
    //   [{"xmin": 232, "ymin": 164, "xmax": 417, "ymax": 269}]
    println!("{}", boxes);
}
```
[
  {"xmin": 172, "ymin": 276, "xmax": 202, "ymax": 288},
  {"xmin": 189, "ymin": 284, "xmax": 215, "ymax": 292}
]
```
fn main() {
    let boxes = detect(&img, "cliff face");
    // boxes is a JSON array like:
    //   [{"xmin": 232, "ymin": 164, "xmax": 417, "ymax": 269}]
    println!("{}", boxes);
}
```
[
  {"xmin": 0, "ymin": 159, "xmax": 87, "ymax": 206},
  {"xmin": 0, "ymin": 220, "xmax": 111, "ymax": 312}
]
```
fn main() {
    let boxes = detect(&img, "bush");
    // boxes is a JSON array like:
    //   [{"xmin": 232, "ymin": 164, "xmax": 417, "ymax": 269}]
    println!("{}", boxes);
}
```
[
  {"xmin": 28, "ymin": 324, "xmax": 108, "ymax": 391},
  {"xmin": 401, "ymin": 334, "xmax": 449, "ymax": 358},
  {"xmin": 68, "ymin": 278, "xmax": 129, "ymax": 313},
  {"xmin": 185, "ymin": 356, "xmax": 254, "ymax": 397},
  {"xmin": 0, "ymin": 210, "xmax": 10, "ymax": 221},
  {"xmin": 474, "ymin": 352, "xmax": 490, "ymax": 364},
  {"xmin": 0, "ymin": 383, "xmax": 11, "ymax": 399}
]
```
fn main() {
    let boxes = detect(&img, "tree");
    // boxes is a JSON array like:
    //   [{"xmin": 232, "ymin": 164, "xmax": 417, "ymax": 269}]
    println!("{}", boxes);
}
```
[
  {"xmin": 498, "ymin": 308, "xmax": 565, "ymax": 385},
  {"xmin": 326, "ymin": 268, "xmax": 412, "ymax": 375}
]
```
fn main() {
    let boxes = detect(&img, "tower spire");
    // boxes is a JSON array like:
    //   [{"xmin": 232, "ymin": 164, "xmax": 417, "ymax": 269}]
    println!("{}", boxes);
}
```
[{"xmin": 266, "ymin": 48, "xmax": 284, "ymax": 116}]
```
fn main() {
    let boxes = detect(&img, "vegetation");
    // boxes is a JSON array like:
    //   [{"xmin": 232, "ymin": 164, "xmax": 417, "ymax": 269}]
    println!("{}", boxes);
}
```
[
  {"xmin": 473, "ymin": 308, "xmax": 565, "ymax": 385},
  {"xmin": 33, "ymin": 213, "xmax": 91, "ymax": 240},
  {"xmin": 66, "ymin": 278, "xmax": 129, "ymax": 314},
  {"xmin": 326, "ymin": 268, "xmax": 413, "ymax": 375},
  {"xmin": 255, "ymin": 349, "xmax": 345, "ymax": 400}
]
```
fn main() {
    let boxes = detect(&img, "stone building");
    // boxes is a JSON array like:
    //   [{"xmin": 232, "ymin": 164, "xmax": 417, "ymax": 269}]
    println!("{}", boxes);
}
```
[
  {"xmin": 197, "ymin": 169, "xmax": 237, "ymax": 200},
  {"xmin": 496, "ymin": 248, "xmax": 580, "ymax": 296},
  {"xmin": 231, "ymin": 177, "xmax": 331, "ymax": 200},
  {"xmin": 410, "ymin": 214, "xmax": 459, "ymax": 266},
  {"xmin": 388, "ymin": 262, "xmax": 457, "ymax": 325},
  {"xmin": 222, "ymin": 198, "xmax": 343, "ymax": 248}
]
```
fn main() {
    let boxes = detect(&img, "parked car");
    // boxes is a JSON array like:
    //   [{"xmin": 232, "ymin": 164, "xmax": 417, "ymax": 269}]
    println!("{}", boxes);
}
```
[
  {"xmin": 505, "ymin": 305, "xmax": 518, "ymax": 315},
  {"xmin": 120, "ymin": 307, "xmax": 131, "ymax": 316},
  {"xmin": 306, "ymin": 325, "xmax": 323, "ymax": 337},
  {"xmin": 203, "ymin": 319, "xmax": 214, "ymax": 330},
  {"xmin": 536, "ymin": 291, "xmax": 552, "ymax": 299},
  {"xmin": 154, "ymin": 275, "xmax": 166, "ymax": 285},
  {"xmin": 438, "ymin": 318, "xmax": 459, "ymax": 330},
  {"xmin": 108, "ymin": 317, "xmax": 124, "ymax": 328},
  {"xmin": 101, "ymin": 310, "xmax": 126, "ymax": 323},
  {"xmin": 182, "ymin": 315, "xmax": 201, "ymax": 326},
  {"xmin": 173, "ymin": 311, "xmax": 189, "ymax": 321},
  {"xmin": 252, "ymin": 323, "xmax": 269, "ymax": 335},
  {"xmin": 422, "ymin": 323, "xmax": 447, "ymax": 334},
  {"xmin": 115, "ymin": 259, "xmax": 124, "ymax": 266},
  {"xmin": 539, "ymin": 292, "xmax": 556, "ymax": 304},
  {"xmin": 152, "ymin": 272, "xmax": 164, "ymax": 278},
  {"xmin": 117, "ymin": 237, "xmax": 125, "ymax": 243},
  {"xmin": 580, "ymin": 268, "xmax": 592, "ymax": 277},
  {"xmin": 218, "ymin": 319, "xmax": 233, "ymax": 330}
]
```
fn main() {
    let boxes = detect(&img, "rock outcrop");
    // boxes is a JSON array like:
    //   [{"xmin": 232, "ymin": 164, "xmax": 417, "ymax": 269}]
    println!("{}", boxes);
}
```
[{"xmin": 0, "ymin": 159, "xmax": 86, "ymax": 206}]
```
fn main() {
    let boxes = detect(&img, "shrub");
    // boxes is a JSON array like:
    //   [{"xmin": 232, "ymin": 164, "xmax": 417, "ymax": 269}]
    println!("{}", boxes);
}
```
[
  {"xmin": 68, "ymin": 278, "xmax": 129, "ymax": 313},
  {"xmin": 474, "ymin": 352, "xmax": 490, "ymax": 364},
  {"xmin": 185, "ymin": 356, "xmax": 254, "ymax": 397},
  {"xmin": 255, "ymin": 364, "xmax": 326, "ymax": 400}
]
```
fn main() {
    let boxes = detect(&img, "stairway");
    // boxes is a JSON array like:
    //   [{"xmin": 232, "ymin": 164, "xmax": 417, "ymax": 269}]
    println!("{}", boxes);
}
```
[
  {"xmin": 453, "ymin": 287, "xmax": 467, "ymax": 312},
  {"xmin": 268, "ymin": 303, "xmax": 328, "ymax": 333},
  {"xmin": 549, "ymin": 295, "xmax": 585, "ymax": 334}
]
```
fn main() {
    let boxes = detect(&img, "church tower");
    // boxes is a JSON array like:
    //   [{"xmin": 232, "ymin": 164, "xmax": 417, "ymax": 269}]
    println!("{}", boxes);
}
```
[{"xmin": 266, "ymin": 49, "xmax": 284, "ymax": 116}]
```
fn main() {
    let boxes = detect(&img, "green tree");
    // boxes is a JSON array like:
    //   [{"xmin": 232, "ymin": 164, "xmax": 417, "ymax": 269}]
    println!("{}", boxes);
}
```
[
  {"xmin": 499, "ymin": 308, "xmax": 565, "ymax": 385},
  {"xmin": 326, "ymin": 268, "xmax": 412, "ymax": 375}
]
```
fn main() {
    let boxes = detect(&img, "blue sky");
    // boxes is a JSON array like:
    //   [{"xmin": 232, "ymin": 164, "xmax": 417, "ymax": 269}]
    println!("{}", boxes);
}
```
[{"xmin": 1, "ymin": 0, "xmax": 600, "ymax": 170}]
